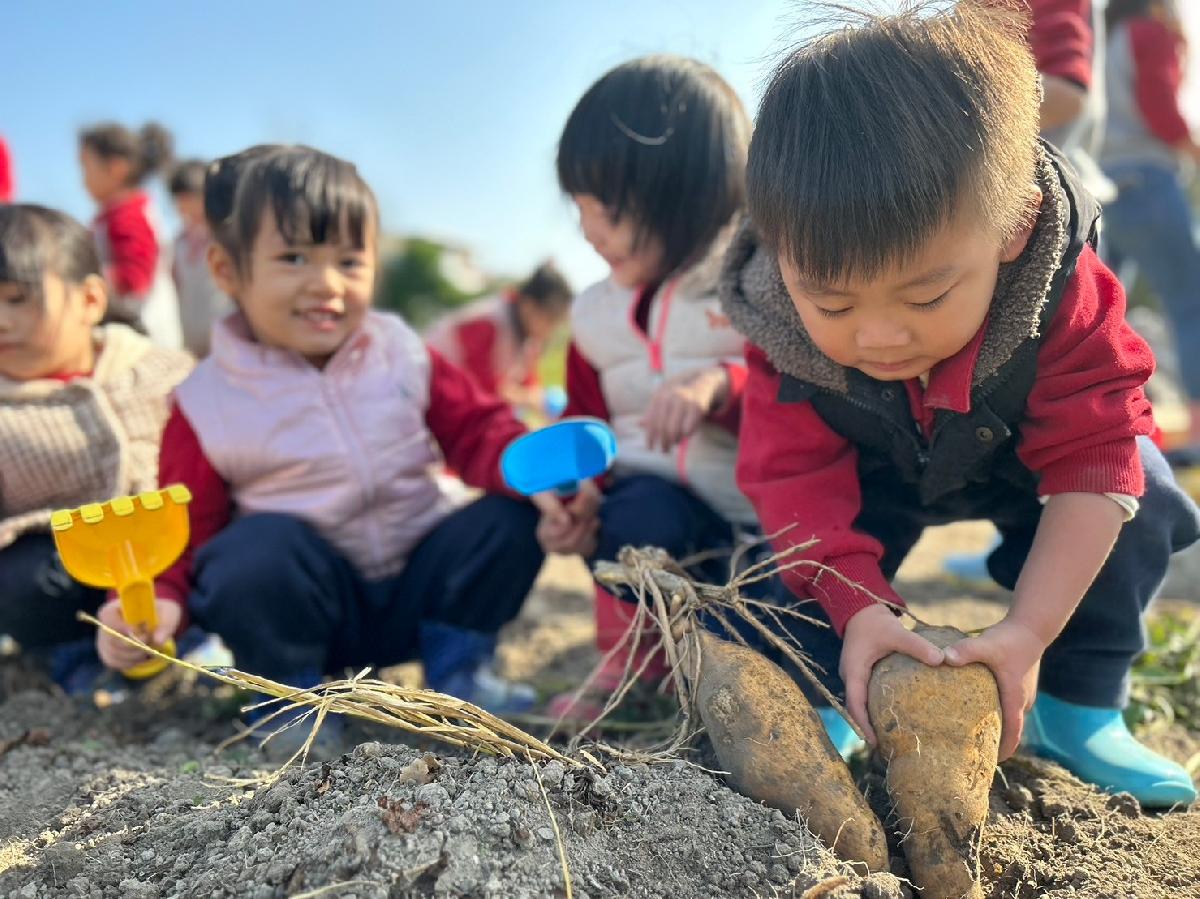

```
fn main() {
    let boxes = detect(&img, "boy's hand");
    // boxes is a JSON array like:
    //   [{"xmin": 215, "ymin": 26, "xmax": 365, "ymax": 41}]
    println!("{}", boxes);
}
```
[
  {"xmin": 95, "ymin": 598, "xmax": 183, "ymax": 671},
  {"xmin": 944, "ymin": 617, "xmax": 1045, "ymax": 760},
  {"xmin": 841, "ymin": 603, "xmax": 945, "ymax": 745},
  {"xmin": 640, "ymin": 366, "xmax": 730, "ymax": 452},
  {"xmin": 532, "ymin": 482, "xmax": 602, "ymax": 557}
]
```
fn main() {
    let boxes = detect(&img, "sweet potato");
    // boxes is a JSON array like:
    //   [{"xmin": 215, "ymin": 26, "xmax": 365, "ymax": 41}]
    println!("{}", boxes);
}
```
[
  {"xmin": 867, "ymin": 625, "xmax": 1001, "ymax": 899},
  {"xmin": 684, "ymin": 628, "xmax": 889, "ymax": 872}
]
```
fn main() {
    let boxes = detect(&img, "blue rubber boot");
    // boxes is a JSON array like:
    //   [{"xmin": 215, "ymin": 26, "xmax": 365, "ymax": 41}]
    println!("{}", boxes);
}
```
[
  {"xmin": 1023, "ymin": 693, "xmax": 1196, "ymax": 808},
  {"xmin": 818, "ymin": 707, "xmax": 866, "ymax": 760}
]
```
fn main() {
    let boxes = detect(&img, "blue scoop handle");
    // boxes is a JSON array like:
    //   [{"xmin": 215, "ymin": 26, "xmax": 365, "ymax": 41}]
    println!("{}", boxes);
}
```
[{"xmin": 501, "ymin": 418, "xmax": 618, "ymax": 496}]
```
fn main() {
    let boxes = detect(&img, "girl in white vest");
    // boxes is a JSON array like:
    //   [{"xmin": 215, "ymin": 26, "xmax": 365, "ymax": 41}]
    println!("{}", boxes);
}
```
[
  {"xmin": 540, "ymin": 56, "xmax": 765, "ymax": 721},
  {"xmin": 0, "ymin": 204, "xmax": 193, "ymax": 692},
  {"xmin": 154, "ymin": 146, "xmax": 567, "ymax": 758}
]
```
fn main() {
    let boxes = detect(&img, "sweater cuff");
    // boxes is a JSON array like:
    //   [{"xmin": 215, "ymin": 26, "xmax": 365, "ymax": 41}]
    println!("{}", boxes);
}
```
[
  {"xmin": 1036, "ymin": 438, "xmax": 1145, "ymax": 497},
  {"xmin": 791, "ymin": 552, "xmax": 905, "ymax": 637}
]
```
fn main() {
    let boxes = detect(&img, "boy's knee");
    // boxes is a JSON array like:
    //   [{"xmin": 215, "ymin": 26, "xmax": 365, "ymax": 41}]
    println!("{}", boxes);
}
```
[{"xmin": 1134, "ymin": 438, "xmax": 1200, "ymax": 551}]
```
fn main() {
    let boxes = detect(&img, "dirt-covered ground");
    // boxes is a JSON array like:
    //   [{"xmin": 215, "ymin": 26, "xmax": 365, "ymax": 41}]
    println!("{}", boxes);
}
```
[{"xmin": 2, "ymin": 523, "xmax": 1198, "ymax": 898}]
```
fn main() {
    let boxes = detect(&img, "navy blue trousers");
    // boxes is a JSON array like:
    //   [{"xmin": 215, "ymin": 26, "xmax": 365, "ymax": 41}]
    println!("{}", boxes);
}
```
[
  {"xmin": 784, "ymin": 437, "xmax": 1200, "ymax": 708},
  {"xmin": 188, "ymin": 495, "xmax": 544, "ymax": 683},
  {"xmin": 0, "ymin": 533, "xmax": 104, "ymax": 647}
]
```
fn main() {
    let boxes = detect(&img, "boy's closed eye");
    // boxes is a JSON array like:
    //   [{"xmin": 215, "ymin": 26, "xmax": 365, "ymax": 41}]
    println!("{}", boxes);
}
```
[{"xmin": 907, "ymin": 290, "xmax": 950, "ymax": 311}]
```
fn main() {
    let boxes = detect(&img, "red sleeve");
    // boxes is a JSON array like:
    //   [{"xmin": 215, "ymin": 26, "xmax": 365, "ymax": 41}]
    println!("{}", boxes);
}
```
[
  {"xmin": 156, "ymin": 402, "xmax": 233, "ymax": 608},
  {"xmin": 424, "ymin": 346, "xmax": 527, "ymax": 493},
  {"xmin": 0, "ymin": 137, "xmax": 13, "ymax": 202},
  {"xmin": 737, "ymin": 344, "xmax": 905, "ymax": 636},
  {"xmin": 707, "ymin": 359, "xmax": 748, "ymax": 434},
  {"xmin": 1017, "ymin": 247, "xmax": 1155, "ymax": 495},
  {"xmin": 453, "ymin": 319, "xmax": 501, "ymax": 395},
  {"xmin": 1027, "ymin": 0, "xmax": 1093, "ymax": 89},
  {"xmin": 1129, "ymin": 18, "xmax": 1191, "ymax": 145},
  {"xmin": 562, "ymin": 341, "xmax": 611, "ymax": 421},
  {"xmin": 102, "ymin": 202, "xmax": 158, "ymax": 296}
]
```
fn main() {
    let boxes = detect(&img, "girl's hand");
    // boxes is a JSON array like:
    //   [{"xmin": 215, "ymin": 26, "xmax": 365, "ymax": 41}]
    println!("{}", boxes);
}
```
[
  {"xmin": 640, "ymin": 366, "xmax": 731, "ymax": 452},
  {"xmin": 944, "ymin": 617, "xmax": 1045, "ymax": 760},
  {"xmin": 531, "ymin": 482, "xmax": 602, "ymax": 557},
  {"xmin": 95, "ymin": 598, "xmax": 183, "ymax": 671},
  {"xmin": 840, "ymin": 603, "xmax": 945, "ymax": 745}
]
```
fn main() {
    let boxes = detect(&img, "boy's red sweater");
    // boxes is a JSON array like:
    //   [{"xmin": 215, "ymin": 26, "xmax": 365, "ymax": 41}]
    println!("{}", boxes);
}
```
[
  {"xmin": 737, "ymin": 246, "xmax": 1155, "ymax": 636},
  {"xmin": 154, "ymin": 345, "xmax": 525, "ymax": 604}
]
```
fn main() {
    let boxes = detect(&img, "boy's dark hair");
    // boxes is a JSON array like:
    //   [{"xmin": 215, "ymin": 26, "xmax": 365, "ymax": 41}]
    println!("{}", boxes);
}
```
[
  {"xmin": 80, "ymin": 122, "xmax": 174, "ymax": 186},
  {"xmin": 515, "ymin": 261, "xmax": 572, "ymax": 313},
  {"xmin": 0, "ymin": 203, "xmax": 102, "ymax": 302},
  {"xmin": 748, "ymin": 1, "xmax": 1040, "ymax": 284},
  {"xmin": 168, "ymin": 158, "xmax": 209, "ymax": 196},
  {"xmin": 207, "ymin": 145, "xmax": 379, "ymax": 273},
  {"xmin": 557, "ymin": 54, "xmax": 750, "ymax": 277}
]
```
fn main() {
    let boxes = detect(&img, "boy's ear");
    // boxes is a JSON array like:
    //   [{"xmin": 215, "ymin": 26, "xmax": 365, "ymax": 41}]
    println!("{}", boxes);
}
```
[
  {"xmin": 1000, "ymin": 188, "xmax": 1043, "ymax": 263},
  {"xmin": 79, "ymin": 274, "xmax": 108, "ymax": 326},
  {"xmin": 207, "ymin": 243, "xmax": 241, "ymax": 297}
]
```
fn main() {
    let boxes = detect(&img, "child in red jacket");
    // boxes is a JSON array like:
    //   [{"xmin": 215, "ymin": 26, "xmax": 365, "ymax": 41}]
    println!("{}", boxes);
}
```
[
  {"xmin": 722, "ymin": 1, "xmax": 1199, "ymax": 807},
  {"xmin": 79, "ymin": 121, "xmax": 182, "ymax": 349},
  {"xmin": 425, "ymin": 261, "xmax": 571, "ymax": 418}
]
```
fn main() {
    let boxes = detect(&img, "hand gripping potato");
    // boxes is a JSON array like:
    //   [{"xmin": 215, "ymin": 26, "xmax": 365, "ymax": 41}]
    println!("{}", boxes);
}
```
[
  {"xmin": 868, "ymin": 626, "xmax": 1001, "ymax": 899},
  {"xmin": 684, "ymin": 627, "xmax": 890, "ymax": 872}
]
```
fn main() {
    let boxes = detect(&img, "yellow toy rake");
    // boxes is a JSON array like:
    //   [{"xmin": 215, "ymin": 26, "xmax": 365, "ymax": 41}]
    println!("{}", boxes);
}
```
[{"xmin": 51, "ymin": 485, "xmax": 192, "ymax": 679}]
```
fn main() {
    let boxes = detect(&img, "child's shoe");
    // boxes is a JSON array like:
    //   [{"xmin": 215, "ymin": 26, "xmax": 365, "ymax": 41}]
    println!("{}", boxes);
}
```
[
  {"xmin": 243, "ymin": 671, "xmax": 346, "ymax": 764},
  {"xmin": 247, "ymin": 705, "xmax": 347, "ymax": 764},
  {"xmin": 1023, "ymin": 693, "xmax": 1196, "ymax": 808},
  {"xmin": 818, "ymin": 707, "xmax": 866, "ymax": 760},
  {"xmin": 432, "ymin": 660, "xmax": 538, "ymax": 716},
  {"xmin": 421, "ymin": 622, "xmax": 537, "ymax": 717},
  {"xmin": 46, "ymin": 638, "xmax": 113, "ymax": 698}
]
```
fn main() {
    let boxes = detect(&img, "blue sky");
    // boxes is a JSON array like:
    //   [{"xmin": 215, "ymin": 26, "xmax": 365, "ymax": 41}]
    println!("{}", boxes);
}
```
[
  {"xmin": 5, "ymin": 1, "xmax": 802, "ymax": 290},
  {"xmin": 6, "ymin": 2, "xmax": 1198, "ymax": 291}
]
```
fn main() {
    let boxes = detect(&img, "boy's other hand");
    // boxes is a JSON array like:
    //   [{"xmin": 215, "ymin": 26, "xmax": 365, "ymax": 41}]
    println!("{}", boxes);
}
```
[
  {"xmin": 640, "ymin": 366, "xmax": 730, "ymax": 452},
  {"xmin": 944, "ymin": 618, "xmax": 1044, "ymax": 760},
  {"xmin": 95, "ymin": 598, "xmax": 183, "ymax": 671},
  {"xmin": 532, "ymin": 481, "xmax": 601, "ymax": 557},
  {"xmin": 841, "ymin": 603, "xmax": 945, "ymax": 745}
]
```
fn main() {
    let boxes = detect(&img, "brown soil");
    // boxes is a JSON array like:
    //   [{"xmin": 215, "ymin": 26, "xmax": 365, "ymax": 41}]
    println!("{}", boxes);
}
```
[{"xmin": 1, "ymin": 522, "xmax": 1197, "ymax": 898}]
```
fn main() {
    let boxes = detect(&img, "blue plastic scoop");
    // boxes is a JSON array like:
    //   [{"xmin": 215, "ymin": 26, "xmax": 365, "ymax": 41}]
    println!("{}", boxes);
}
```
[{"xmin": 501, "ymin": 417, "xmax": 618, "ymax": 496}]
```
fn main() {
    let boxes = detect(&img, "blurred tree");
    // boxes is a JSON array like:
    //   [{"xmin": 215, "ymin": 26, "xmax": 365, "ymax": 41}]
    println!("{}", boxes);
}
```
[{"xmin": 375, "ymin": 237, "xmax": 487, "ymax": 328}]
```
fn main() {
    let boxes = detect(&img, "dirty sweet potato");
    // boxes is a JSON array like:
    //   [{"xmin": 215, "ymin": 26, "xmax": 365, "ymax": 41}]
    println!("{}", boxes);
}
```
[
  {"xmin": 868, "ymin": 625, "xmax": 1001, "ymax": 899},
  {"xmin": 684, "ymin": 628, "xmax": 889, "ymax": 872}
]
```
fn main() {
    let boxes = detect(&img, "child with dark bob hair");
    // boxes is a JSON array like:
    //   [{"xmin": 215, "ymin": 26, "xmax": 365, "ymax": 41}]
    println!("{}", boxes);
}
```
[
  {"xmin": 540, "ymin": 55, "xmax": 811, "ymax": 736},
  {"xmin": 157, "ymin": 145, "xmax": 567, "ymax": 756},
  {"xmin": 0, "ymin": 203, "xmax": 192, "ymax": 690},
  {"xmin": 721, "ymin": 1, "xmax": 1200, "ymax": 806}
]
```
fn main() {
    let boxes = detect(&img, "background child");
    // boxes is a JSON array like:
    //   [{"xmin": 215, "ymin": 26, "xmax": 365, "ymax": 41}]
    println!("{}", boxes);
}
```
[
  {"xmin": 425, "ymin": 260, "xmax": 571, "ymax": 419},
  {"xmin": 168, "ymin": 159, "xmax": 232, "ymax": 357},
  {"xmin": 0, "ymin": 203, "xmax": 193, "ymax": 690},
  {"xmin": 155, "ymin": 145, "xmax": 561, "ymax": 756},
  {"xmin": 79, "ymin": 121, "xmax": 182, "ymax": 349},
  {"xmin": 722, "ymin": 1, "xmax": 1200, "ymax": 806},
  {"xmin": 541, "ymin": 55, "xmax": 807, "ymax": 731},
  {"xmin": 1101, "ymin": 0, "xmax": 1200, "ymax": 461}
]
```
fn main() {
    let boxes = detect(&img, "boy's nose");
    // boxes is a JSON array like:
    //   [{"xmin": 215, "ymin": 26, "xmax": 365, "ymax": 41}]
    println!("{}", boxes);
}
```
[{"xmin": 855, "ymin": 320, "xmax": 911, "ymax": 350}]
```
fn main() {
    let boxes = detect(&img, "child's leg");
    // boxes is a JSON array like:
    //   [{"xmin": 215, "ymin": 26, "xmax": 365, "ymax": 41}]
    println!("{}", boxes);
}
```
[
  {"xmin": 188, "ymin": 513, "xmax": 368, "ymax": 683},
  {"xmin": 365, "ymin": 495, "xmax": 543, "ymax": 712},
  {"xmin": 993, "ymin": 438, "xmax": 1200, "ymax": 804},
  {"xmin": 1039, "ymin": 438, "xmax": 1200, "ymax": 706},
  {"xmin": 0, "ymin": 533, "xmax": 104, "ymax": 647},
  {"xmin": 592, "ymin": 475, "xmax": 737, "ymax": 680}
]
